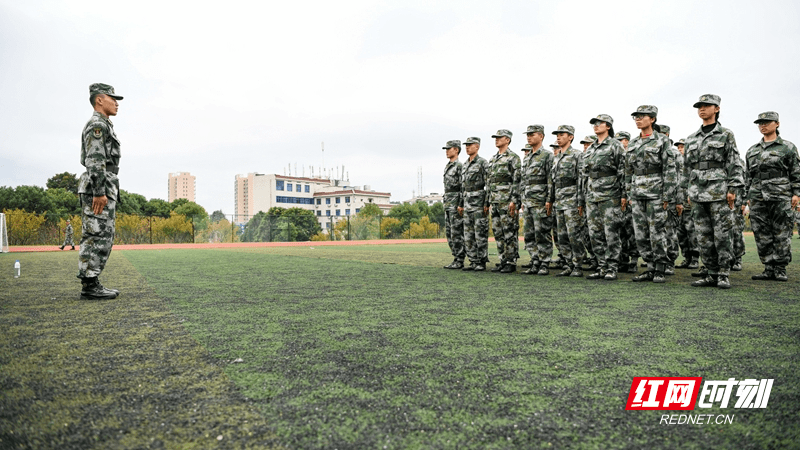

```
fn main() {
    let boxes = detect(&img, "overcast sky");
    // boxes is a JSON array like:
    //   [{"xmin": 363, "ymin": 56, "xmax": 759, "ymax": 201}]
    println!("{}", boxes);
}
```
[{"xmin": 2, "ymin": 0, "xmax": 799, "ymax": 215}]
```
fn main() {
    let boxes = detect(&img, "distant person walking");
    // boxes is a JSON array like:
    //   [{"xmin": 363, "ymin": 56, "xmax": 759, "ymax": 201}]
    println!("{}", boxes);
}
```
[
  {"xmin": 59, "ymin": 220, "xmax": 75, "ymax": 250},
  {"xmin": 77, "ymin": 83, "xmax": 123, "ymax": 300}
]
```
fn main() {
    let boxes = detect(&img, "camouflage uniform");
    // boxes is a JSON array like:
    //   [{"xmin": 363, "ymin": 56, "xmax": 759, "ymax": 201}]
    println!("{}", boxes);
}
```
[
  {"xmin": 745, "ymin": 112, "xmax": 800, "ymax": 280},
  {"xmin": 61, "ymin": 223, "xmax": 74, "ymax": 248},
  {"xmin": 576, "ymin": 139, "xmax": 597, "ymax": 267},
  {"xmin": 78, "ymin": 87, "xmax": 122, "ymax": 281},
  {"xmin": 549, "ymin": 135, "xmax": 585, "ymax": 274},
  {"xmin": 442, "ymin": 140, "xmax": 465, "ymax": 266},
  {"xmin": 487, "ymin": 130, "xmax": 522, "ymax": 267},
  {"xmin": 519, "ymin": 138, "xmax": 554, "ymax": 270},
  {"xmin": 625, "ymin": 107, "xmax": 678, "ymax": 278},
  {"xmin": 731, "ymin": 155, "xmax": 748, "ymax": 270},
  {"xmin": 682, "ymin": 95, "xmax": 745, "ymax": 285},
  {"xmin": 461, "ymin": 137, "xmax": 490, "ymax": 267},
  {"xmin": 582, "ymin": 115, "xmax": 627, "ymax": 277},
  {"xmin": 675, "ymin": 144, "xmax": 700, "ymax": 266},
  {"xmin": 616, "ymin": 131, "xmax": 639, "ymax": 272}
]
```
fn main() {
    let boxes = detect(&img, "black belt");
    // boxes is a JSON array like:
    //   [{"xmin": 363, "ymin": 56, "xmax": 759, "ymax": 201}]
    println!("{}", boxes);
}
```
[
  {"xmin": 491, "ymin": 176, "xmax": 513, "ymax": 183},
  {"xmin": 691, "ymin": 161, "xmax": 724, "ymax": 170},
  {"xmin": 634, "ymin": 166, "xmax": 662, "ymax": 176},
  {"xmin": 465, "ymin": 189, "xmax": 485, "ymax": 193},
  {"xmin": 755, "ymin": 170, "xmax": 788, "ymax": 180},
  {"xmin": 555, "ymin": 179, "xmax": 577, "ymax": 188},
  {"xmin": 106, "ymin": 164, "xmax": 119, "ymax": 173},
  {"xmin": 445, "ymin": 188, "xmax": 460, "ymax": 193},
  {"xmin": 589, "ymin": 170, "xmax": 616, "ymax": 179},
  {"xmin": 526, "ymin": 178, "xmax": 548, "ymax": 185}
]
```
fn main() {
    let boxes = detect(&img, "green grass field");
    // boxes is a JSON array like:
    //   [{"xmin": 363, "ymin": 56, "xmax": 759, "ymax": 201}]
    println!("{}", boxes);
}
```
[{"xmin": 1, "ymin": 238, "xmax": 799, "ymax": 449}]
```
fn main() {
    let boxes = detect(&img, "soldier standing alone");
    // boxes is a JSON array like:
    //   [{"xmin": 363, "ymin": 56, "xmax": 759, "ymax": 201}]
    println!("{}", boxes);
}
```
[
  {"xmin": 746, "ymin": 111, "xmax": 800, "ymax": 282},
  {"xmin": 442, "ymin": 140, "xmax": 466, "ymax": 269},
  {"xmin": 77, "ymin": 83, "xmax": 123, "ymax": 300},
  {"xmin": 459, "ymin": 137, "xmax": 491, "ymax": 271},
  {"xmin": 59, "ymin": 220, "xmax": 75, "ymax": 250},
  {"xmin": 682, "ymin": 94, "xmax": 745, "ymax": 289},
  {"xmin": 487, "ymin": 129, "xmax": 522, "ymax": 273}
]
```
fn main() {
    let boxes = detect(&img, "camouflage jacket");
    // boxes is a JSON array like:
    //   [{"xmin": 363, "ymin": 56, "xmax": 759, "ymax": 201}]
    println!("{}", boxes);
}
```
[
  {"xmin": 745, "ymin": 136, "xmax": 800, "ymax": 201},
  {"xmin": 682, "ymin": 123, "xmax": 744, "ymax": 203},
  {"xmin": 549, "ymin": 146, "xmax": 583, "ymax": 210},
  {"xmin": 65, "ymin": 223, "xmax": 73, "ymax": 237},
  {"xmin": 519, "ymin": 146, "xmax": 553, "ymax": 207},
  {"xmin": 461, "ymin": 155, "xmax": 490, "ymax": 211},
  {"xmin": 442, "ymin": 160, "xmax": 463, "ymax": 210},
  {"xmin": 487, "ymin": 149, "xmax": 521, "ymax": 205},
  {"xmin": 675, "ymin": 151, "xmax": 689, "ymax": 208},
  {"xmin": 78, "ymin": 111, "xmax": 121, "ymax": 200},
  {"xmin": 624, "ymin": 131, "xmax": 678, "ymax": 202},
  {"xmin": 581, "ymin": 136, "xmax": 627, "ymax": 204}
]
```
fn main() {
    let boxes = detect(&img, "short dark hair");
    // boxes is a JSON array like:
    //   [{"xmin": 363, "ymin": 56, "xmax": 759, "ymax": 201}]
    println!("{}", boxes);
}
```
[{"xmin": 90, "ymin": 92, "xmax": 100, "ymax": 106}]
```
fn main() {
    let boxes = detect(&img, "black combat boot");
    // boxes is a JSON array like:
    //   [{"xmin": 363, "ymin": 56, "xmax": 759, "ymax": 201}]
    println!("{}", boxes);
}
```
[
  {"xmin": 774, "ymin": 266, "xmax": 788, "ymax": 282},
  {"xmin": 691, "ymin": 265, "xmax": 708, "ymax": 278},
  {"xmin": 731, "ymin": 258, "xmax": 743, "ymax": 271},
  {"xmin": 537, "ymin": 265, "xmax": 550, "ymax": 275},
  {"xmin": 676, "ymin": 258, "xmax": 691, "ymax": 269},
  {"xmin": 80, "ymin": 277, "xmax": 118, "ymax": 300},
  {"xmin": 59, "ymin": 245, "xmax": 65, "ymax": 250},
  {"xmin": 632, "ymin": 271, "xmax": 654, "ymax": 282},
  {"xmin": 97, "ymin": 279, "xmax": 120, "ymax": 295},
  {"xmin": 520, "ymin": 260, "xmax": 535, "ymax": 269},
  {"xmin": 586, "ymin": 269, "xmax": 605, "ymax": 280},
  {"xmin": 556, "ymin": 266, "xmax": 572, "ymax": 277},
  {"xmin": 687, "ymin": 253, "xmax": 700, "ymax": 269},
  {"xmin": 716, "ymin": 274, "xmax": 731, "ymax": 289},
  {"xmin": 752, "ymin": 266, "xmax": 775, "ymax": 281},
  {"xmin": 691, "ymin": 275, "xmax": 717, "ymax": 288},
  {"xmin": 500, "ymin": 264, "xmax": 516, "ymax": 273}
]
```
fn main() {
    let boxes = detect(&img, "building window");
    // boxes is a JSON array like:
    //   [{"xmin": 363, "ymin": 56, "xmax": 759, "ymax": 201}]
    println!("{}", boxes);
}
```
[
  {"xmin": 326, "ymin": 222, "xmax": 331, "ymax": 229},
  {"xmin": 287, "ymin": 183, "xmax": 293, "ymax": 192},
  {"xmin": 326, "ymin": 210, "xmax": 331, "ymax": 216},
  {"xmin": 305, "ymin": 185, "xmax": 310, "ymax": 193},
  {"xmin": 276, "ymin": 196, "xmax": 314, "ymax": 205},
  {"xmin": 316, "ymin": 211, "xmax": 321, "ymax": 216},
  {"xmin": 316, "ymin": 198, "xmax": 321, "ymax": 205},
  {"xmin": 326, "ymin": 198, "xmax": 331, "ymax": 204},
  {"xmin": 345, "ymin": 209, "xmax": 350, "ymax": 215},
  {"xmin": 345, "ymin": 196, "xmax": 350, "ymax": 203},
  {"xmin": 336, "ymin": 209, "xmax": 340, "ymax": 216},
  {"xmin": 356, "ymin": 208, "xmax": 360, "ymax": 214},
  {"xmin": 368, "ymin": 198, "xmax": 373, "ymax": 202},
  {"xmin": 336, "ymin": 197, "xmax": 341, "ymax": 203},
  {"xmin": 276, "ymin": 180, "xmax": 284, "ymax": 191}
]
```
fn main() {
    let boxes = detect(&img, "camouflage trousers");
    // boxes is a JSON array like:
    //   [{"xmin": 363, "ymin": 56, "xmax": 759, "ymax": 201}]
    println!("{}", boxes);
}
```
[
  {"xmin": 556, "ymin": 208, "xmax": 586, "ymax": 269},
  {"xmin": 666, "ymin": 208, "xmax": 680, "ymax": 263},
  {"xmin": 631, "ymin": 199, "xmax": 670, "ymax": 270},
  {"xmin": 522, "ymin": 203, "xmax": 553, "ymax": 263},
  {"xmin": 445, "ymin": 209, "xmax": 465, "ymax": 262},
  {"xmin": 733, "ymin": 208, "xmax": 746, "ymax": 260},
  {"xmin": 580, "ymin": 213, "xmax": 594, "ymax": 260},
  {"xmin": 677, "ymin": 205, "xmax": 699, "ymax": 258},
  {"xmin": 750, "ymin": 199, "xmax": 794, "ymax": 267},
  {"xmin": 491, "ymin": 202, "xmax": 519, "ymax": 265},
  {"xmin": 692, "ymin": 201, "xmax": 734, "ymax": 276},
  {"xmin": 463, "ymin": 208, "xmax": 489, "ymax": 264},
  {"xmin": 619, "ymin": 207, "xmax": 639, "ymax": 265},
  {"xmin": 78, "ymin": 194, "xmax": 116, "ymax": 279},
  {"xmin": 586, "ymin": 199, "xmax": 625, "ymax": 272},
  {"xmin": 62, "ymin": 233, "xmax": 74, "ymax": 247}
]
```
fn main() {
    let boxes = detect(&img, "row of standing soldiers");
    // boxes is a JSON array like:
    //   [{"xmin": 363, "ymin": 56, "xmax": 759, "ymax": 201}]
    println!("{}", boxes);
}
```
[{"xmin": 441, "ymin": 94, "xmax": 800, "ymax": 289}]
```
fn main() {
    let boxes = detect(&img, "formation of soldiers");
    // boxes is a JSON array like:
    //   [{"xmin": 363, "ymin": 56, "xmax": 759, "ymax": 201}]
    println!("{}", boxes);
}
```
[{"xmin": 441, "ymin": 94, "xmax": 800, "ymax": 288}]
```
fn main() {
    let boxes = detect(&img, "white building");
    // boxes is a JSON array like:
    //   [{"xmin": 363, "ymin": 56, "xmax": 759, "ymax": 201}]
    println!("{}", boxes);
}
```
[
  {"xmin": 313, "ymin": 187, "xmax": 392, "ymax": 230},
  {"xmin": 402, "ymin": 193, "xmax": 443, "ymax": 206}
]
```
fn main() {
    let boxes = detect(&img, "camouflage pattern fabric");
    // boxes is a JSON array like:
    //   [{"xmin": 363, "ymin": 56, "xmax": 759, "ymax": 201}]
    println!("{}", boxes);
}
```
[
  {"xmin": 550, "ymin": 145, "xmax": 585, "ymax": 268},
  {"xmin": 582, "ymin": 136, "xmax": 627, "ymax": 272},
  {"xmin": 555, "ymin": 209, "xmax": 586, "ymax": 269},
  {"xmin": 520, "ymin": 146, "xmax": 554, "ymax": 262},
  {"xmin": 78, "ymin": 111, "xmax": 121, "ymax": 201},
  {"xmin": 745, "ymin": 136, "xmax": 800, "ymax": 268},
  {"xmin": 488, "ymin": 149, "xmax": 522, "ymax": 264},
  {"xmin": 666, "ymin": 209, "xmax": 680, "ymax": 263},
  {"xmin": 631, "ymin": 200, "xmax": 669, "ymax": 270},
  {"xmin": 79, "ymin": 194, "xmax": 116, "ymax": 278},
  {"xmin": 683, "ymin": 122, "xmax": 745, "ymax": 275},
  {"xmin": 675, "ymin": 151, "xmax": 699, "ymax": 258},
  {"xmin": 443, "ymin": 160, "xmax": 465, "ymax": 261},
  {"xmin": 62, "ymin": 223, "xmax": 74, "ymax": 246},
  {"xmin": 462, "ymin": 155, "xmax": 491, "ymax": 264}
]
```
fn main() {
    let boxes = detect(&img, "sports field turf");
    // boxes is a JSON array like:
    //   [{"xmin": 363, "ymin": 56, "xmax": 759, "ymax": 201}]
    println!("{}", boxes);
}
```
[{"xmin": 1, "ymin": 238, "xmax": 799, "ymax": 449}]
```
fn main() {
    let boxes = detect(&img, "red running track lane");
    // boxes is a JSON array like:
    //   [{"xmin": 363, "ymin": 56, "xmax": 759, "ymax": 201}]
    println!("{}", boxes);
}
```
[{"xmin": 6, "ymin": 238, "xmax": 463, "ymax": 253}]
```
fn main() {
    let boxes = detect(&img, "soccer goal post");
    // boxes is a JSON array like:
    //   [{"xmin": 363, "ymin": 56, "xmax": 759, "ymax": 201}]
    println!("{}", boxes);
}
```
[{"xmin": 0, "ymin": 213, "xmax": 8, "ymax": 253}]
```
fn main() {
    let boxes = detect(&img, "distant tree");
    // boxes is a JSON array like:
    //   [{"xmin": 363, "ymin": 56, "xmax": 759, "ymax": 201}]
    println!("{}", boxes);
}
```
[
  {"xmin": 170, "ymin": 198, "xmax": 190, "ymax": 211},
  {"xmin": 118, "ymin": 190, "xmax": 147, "ymax": 215},
  {"xmin": 414, "ymin": 200, "xmax": 431, "ymax": 218},
  {"xmin": 45, "ymin": 188, "xmax": 80, "ymax": 218},
  {"xmin": 429, "ymin": 202, "xmax": 445, "ymax": 229},
  {"xmin": 0, "ymin": 185, "xmax": 53, "ymax": 214},
  {"xmin": 388, "ymin": 202, "xmax": 423, "ymax": 229},
  {"xmin": 173, "ymin": 201, "xmax": 209, "ymax": 234},
  {"xmin": 380, "ymin": 216, "xmax": 403, "ymax": 239},
  {"xmin": 3, "ymin": 208, "xmax": 47, "ymax": 245},
  {"xmin": 46, "ymin": 172, "xmax": 79, "ymax": 194},
  {"xmin": 210, "ymin": 210, "xmax": 226, "ymax": 223},
  {"xmin": 283, "ymin": 207, "xmax": 322, "ymax": 241},
  {"xmin": 143, "ymin": 198, "xmax": 171, "ymax": 217},
  {"xmin": 358, "ymin": 203, "xmax": 383, "ymax": 217},
  {"xmin": 408, "ymin": 216, "xmax": 439, "ymax": 238},
  {"xmin": 241, "ymin": 207, "xmax": 320, "ymax": 242}
]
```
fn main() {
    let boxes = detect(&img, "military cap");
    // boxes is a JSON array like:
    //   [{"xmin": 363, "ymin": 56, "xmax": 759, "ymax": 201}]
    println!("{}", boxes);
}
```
[
  {"xmin": 524, "ymin": 125, "xmax": 545, "ymax": 134},
  {"xmin": 89, "ymin": 83, "xmax": 123, "ymax": 100},
  {"xmin": 442, "ymin": 140, "xmax": 462, "ymax": 149},
  {"xmin": 754, "ymin": 111, "xmax": 779, "ymax": 123},
  {"xmin": 522, "ymin": 144, "xmax": 534, "ymax": 152},
  {"xmin": 552, "ymin": 125, "xmax": 575, "ymax": 135},
  {"xmin": 491, "ymin": 129, "xmax": 513, "ymax": 139},
  {"xmin": 676, "ymin": 138, "xmax": 686, "ymax": 146},
  {"xmin": 614, "ymin": 131, "xmax": 631, "ymax": 141},
  {"xmin": 579, "ymin": 135, "xmax": 597, "ymax": 144},
  {"xmin": 631, "ymin": 105, "xmax": 658, "ymax": 117},
  {"xmin": 590, "ymin": 114, "xmax": 614, "ymax": 125},
  {"xmin": 693, "ymin": 94, "xmax": 721, "ymax": 108},
  {"xmin": 658, "ymin": 124, "xmax": 671, "ymax": 135},
  {"xmin": 464, "ymin": 136, "xmax": 481, "ymax": 144},
  {"xmin": 549, "ymin": 142, "xmax": 560, "ymax": 148}
]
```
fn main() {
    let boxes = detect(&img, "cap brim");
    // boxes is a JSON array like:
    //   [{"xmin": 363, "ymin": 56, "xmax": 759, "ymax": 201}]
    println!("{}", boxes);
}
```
[
  {"xmin": 754, "ymin": 119, "xmax": 773, "ymax": 124},
  {"xmin": 693, "ymin": 101, "xmax": 716, "ymax": 108},
  {"xmin": 107, "ymin": 94, "xmax": 123, "ymax": 100}
]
